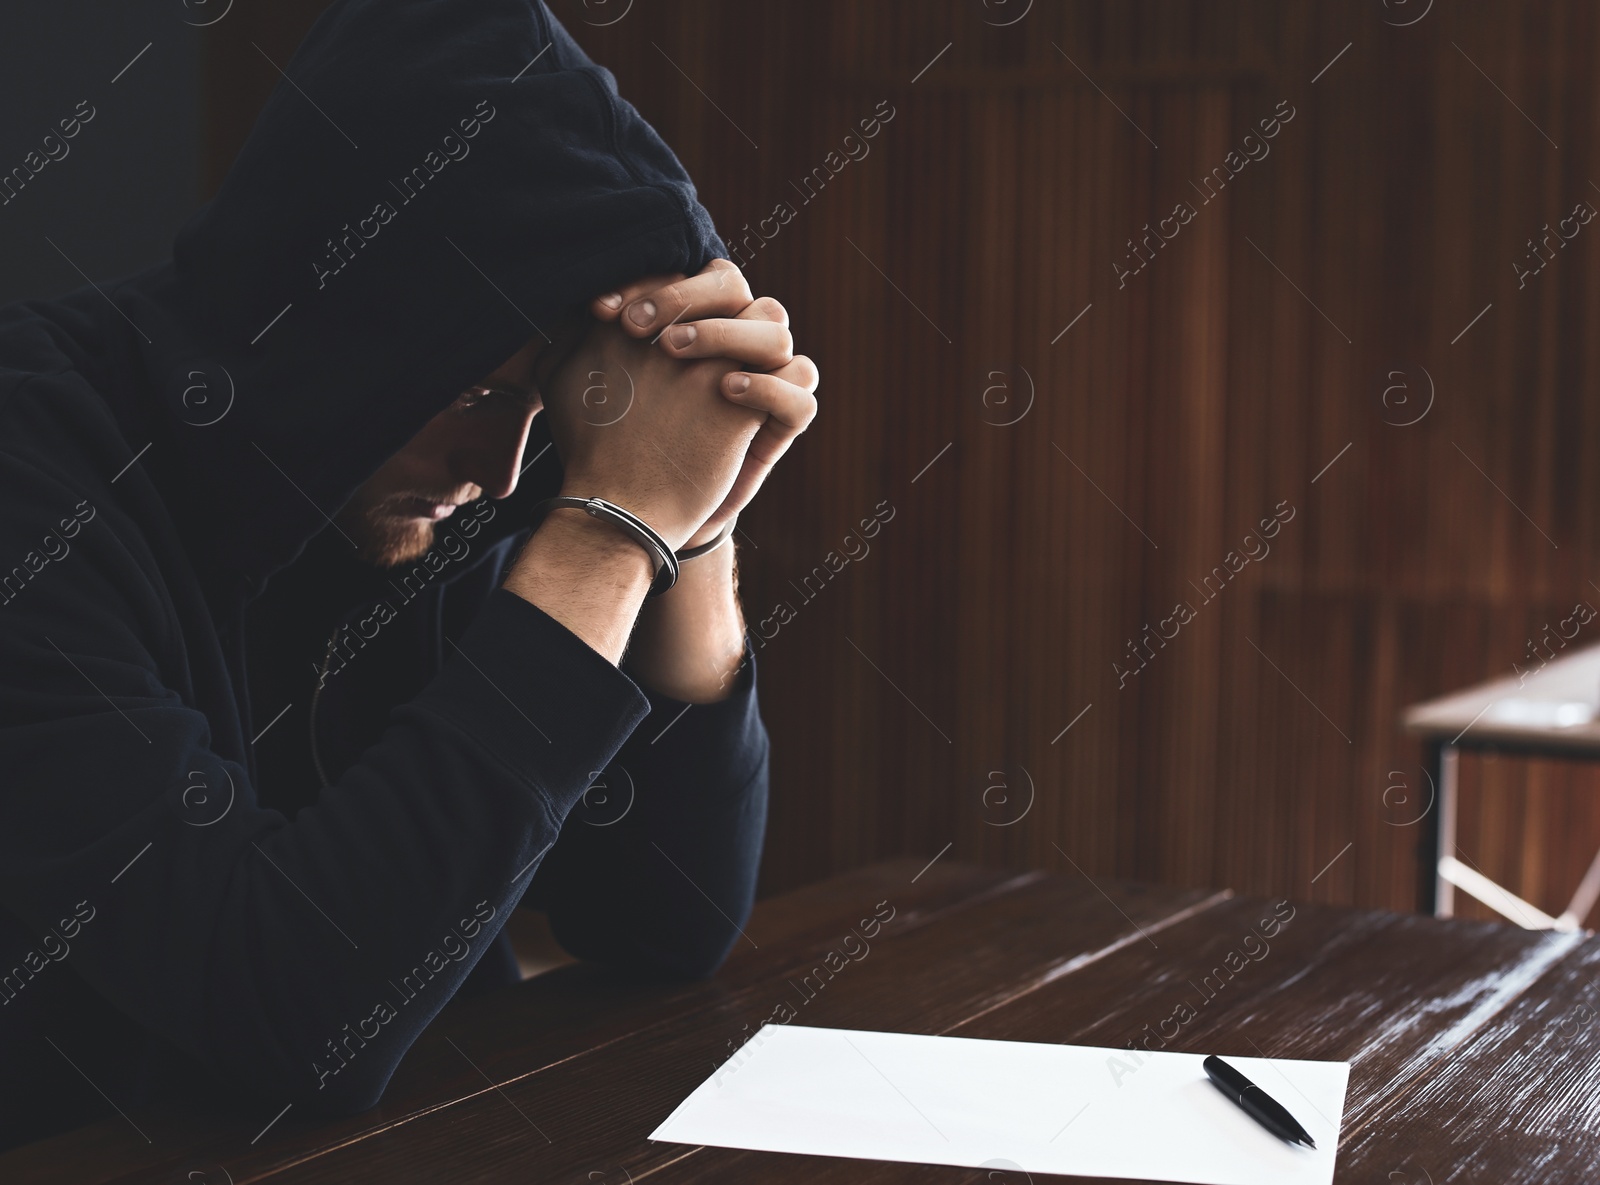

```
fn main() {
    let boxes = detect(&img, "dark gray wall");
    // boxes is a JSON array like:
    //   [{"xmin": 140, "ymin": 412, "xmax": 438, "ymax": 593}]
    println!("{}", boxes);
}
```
[{"xmin": 1, "ymin": 1, "xmax": 201, "ymax": 306}]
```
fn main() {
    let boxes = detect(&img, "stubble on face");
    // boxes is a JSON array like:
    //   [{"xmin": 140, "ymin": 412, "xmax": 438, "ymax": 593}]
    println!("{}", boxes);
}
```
[
  {"xmin": 336, "ymin": 326, "xmax": 562, "ymax": 568},
  {"xmin": 336, "ymin": 480, "xmax": 480, "ymax": 568}
]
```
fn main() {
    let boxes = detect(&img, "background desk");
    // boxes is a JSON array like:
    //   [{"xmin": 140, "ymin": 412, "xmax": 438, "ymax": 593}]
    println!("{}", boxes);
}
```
[
  {"xmin": 5, "ymin": 860, "xmax": 1597, "ymax": 1184},
  {"xmin": 1404, "ymin": 641, "xmax": 1600, "ymax": 926}
]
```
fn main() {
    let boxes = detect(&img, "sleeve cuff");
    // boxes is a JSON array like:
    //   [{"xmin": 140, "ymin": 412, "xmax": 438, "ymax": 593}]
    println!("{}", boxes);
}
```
[{"xmin": 415, "ymin": 588, "xmax": 652, "ymax": 817}]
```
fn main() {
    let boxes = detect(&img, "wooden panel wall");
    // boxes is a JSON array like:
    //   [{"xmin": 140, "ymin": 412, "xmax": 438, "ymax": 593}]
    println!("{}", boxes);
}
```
[{"xmin": 204, "ymin": 1, "xmax": 1600, "ymax": 922}]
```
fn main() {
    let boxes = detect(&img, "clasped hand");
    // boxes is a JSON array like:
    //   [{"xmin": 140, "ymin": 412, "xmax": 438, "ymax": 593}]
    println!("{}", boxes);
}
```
[{"xmin": 538, "ymin": 259, "xmax": 819, "ymax": 551}]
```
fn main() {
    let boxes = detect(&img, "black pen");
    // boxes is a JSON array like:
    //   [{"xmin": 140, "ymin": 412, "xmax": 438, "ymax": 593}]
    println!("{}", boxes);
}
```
[{"xmin": 1202, "ymin": 1055, "xmax": 1317, "ymax": 1149}]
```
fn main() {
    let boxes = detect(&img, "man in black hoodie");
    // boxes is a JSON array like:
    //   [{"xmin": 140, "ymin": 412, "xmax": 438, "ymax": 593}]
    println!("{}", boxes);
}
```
[{"xmin": 0, "ymin": 0, "xmax": 817, "ymax": 1153}]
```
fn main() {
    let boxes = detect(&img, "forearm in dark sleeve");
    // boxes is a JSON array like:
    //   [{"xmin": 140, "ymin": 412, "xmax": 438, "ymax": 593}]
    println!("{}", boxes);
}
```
[
  {"xmin": 3, "ymin": 590, "xmax": 650, "ymax": 1117},
  {"xmin": 525, "ymin": 636, "xmax": 769, "ymax": 978}
]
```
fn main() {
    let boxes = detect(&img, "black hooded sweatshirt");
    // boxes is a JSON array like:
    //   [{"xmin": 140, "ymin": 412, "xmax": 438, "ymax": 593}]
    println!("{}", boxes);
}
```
[{"xmin": 0, "ymin": 0, "xmax": 768, "ymax": 1153}]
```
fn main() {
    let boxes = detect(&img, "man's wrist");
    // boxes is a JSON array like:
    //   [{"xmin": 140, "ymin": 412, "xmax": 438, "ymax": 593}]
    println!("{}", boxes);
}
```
[
  {"xmin": 537, "ymin": 506, "xmax": 657, "ymax": 576},
  {"xmin": 627, "ymin": 535, "xmax": 746, "ymax": 702},
  {"xmin": 501, "ymin": 508, "xmax": 654, "ymax": 665}
]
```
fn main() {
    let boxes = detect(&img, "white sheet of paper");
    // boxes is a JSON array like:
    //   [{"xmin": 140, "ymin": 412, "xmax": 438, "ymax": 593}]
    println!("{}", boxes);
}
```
[{"xmin": 651, "ymin": 1025, "xmax": 1349, "ymax": 1185}]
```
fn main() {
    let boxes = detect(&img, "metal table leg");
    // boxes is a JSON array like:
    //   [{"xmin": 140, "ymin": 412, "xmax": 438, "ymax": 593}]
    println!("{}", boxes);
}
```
[
  {"xmin": 1558, "ymin": 842, "xmax": 1600, "ymax": 930},
  {"xmin": 1418, "ymin": 741, "xmax": 1456, "ymax": 917},
  {"xmin": 1435, "ymin": 745, "xmax": 1457, "ymax": 918}
]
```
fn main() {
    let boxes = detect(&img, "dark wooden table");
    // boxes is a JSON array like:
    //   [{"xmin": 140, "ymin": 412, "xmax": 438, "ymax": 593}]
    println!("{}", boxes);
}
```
[{"xmin": 5, "ymin": 859, "xmax": 1598, "ymax": 1184}]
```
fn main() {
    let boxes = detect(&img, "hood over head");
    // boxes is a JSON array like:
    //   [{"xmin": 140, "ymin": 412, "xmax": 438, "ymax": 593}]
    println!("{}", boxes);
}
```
[{"xmin": 104, "ymin": 0, "xmax": 726, "ymax": 603}]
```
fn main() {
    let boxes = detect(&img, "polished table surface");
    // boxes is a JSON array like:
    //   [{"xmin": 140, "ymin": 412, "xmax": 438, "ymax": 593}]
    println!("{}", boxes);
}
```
[
  {"xmin": 5, "ymin": 859, "xmax": 1598, "ymax": 1183},
  {"xmin": 1402, "ymin": 637, "xmax": 1600, "ymax": 753}
]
